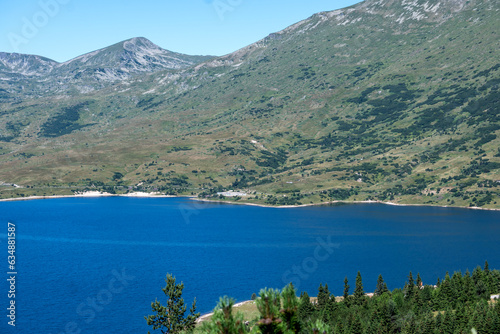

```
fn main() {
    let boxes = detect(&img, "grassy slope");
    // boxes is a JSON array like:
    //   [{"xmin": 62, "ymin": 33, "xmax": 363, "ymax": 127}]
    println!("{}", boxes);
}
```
[{"xmin": 0, "ymin": 0, "xmax": 499, "ymax": 208}]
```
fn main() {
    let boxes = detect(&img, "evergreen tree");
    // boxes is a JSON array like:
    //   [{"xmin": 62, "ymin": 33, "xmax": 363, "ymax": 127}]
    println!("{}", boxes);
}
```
[
  {"xmin": 145, "ymin": 274, "xmax": 199, "ymax": 334},
  {"xmin": 420, "ymin": 311, "xmax": 435, "ymax": 334},
  {"xmin": 334, "ymin": 321, "xmax": 344, "ymax": 334},
  {"xmin": 307, "ymin": 319, "xmax": 332, "ymax": 334},
  {"xmin": 472, "ymin": 265, "xmax": 484, "ymax": 285},
  {"xmin": 404, "ymin": 271, "xmax": 415, "ymax": 301},
  {"xmin": 416, "ymin": 273, "xmax": 422, "ymax": 290},
  {"xmin": 353, "ymin": 271, "xmax": 365, "ymax": 305},
  {"xmin": 297, "ymin": 291, "xmax": 316, "ymax": 324},
  {"xmin": 401, "ymin": 311, "xmax": 417, "ymax": 334},
  {"xmin": 375, "ymin": 274, "xmax": 389, "ymax": 296},
  {"xmin": 490, "ymin": 303, "xmax": 500, "ymax": 334},
  {"xmin": 469, "ymin": 300, "xmax": 488, "ymax": 333},
  {"xmin": 475, "ymin": 279, "xmax": 489, "ymax": 300},
  {"xmin": 453, "ymin": 303, "xmax": 468, "ymax": 331},
  {"xmin": 317, "ymin": 283, "xmax": 327, "ymax": 310},
  {"xmin": 255, "ymin": 288, "xmax": 286, "ymax": 334},
  {"xmin": 440, "ymin": 308, "xmax": 456, "ymax": 334},
  {"xmin": 199, "ymin": 296, "xmax": 247, "ymax": 334},
  {"xmin": 419, "ymin": 286, "xmax": 433, "ymax": 311},
  {"xmin": 438, "ymin": 272, "xmax": 454, "ymax": 309},
  {"xmin": 483, "ymin": 260, "xmax": 495, "ymax": 294},
  {"xmin": 379, "ymin": 299, "xmax": 396, "ymax": 334},
  {"xmin": 462, "ymin": 269, "xmax": 475, "ymax": 304},
  {"xmin": 343, "ymin": 277, "xmax": 350, "ymax": 305},
  {"xmin": 451, "ymin": 271, "xmax": 463, "ymax": 302},
  {"xmin": 366, "ymin": 316, "xmax": 380, "ymax": 334},
  {"xmin": 350, "ymin": 313, "xmax": 363, "ymax": 334},
  {"xmin": 280, "ymin": 283, "xmax": 300, "ymax": 333}
]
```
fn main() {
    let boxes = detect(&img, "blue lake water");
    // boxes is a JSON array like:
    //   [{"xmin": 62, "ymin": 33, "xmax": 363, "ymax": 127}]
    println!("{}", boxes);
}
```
[{"xmin": 1, "ymin": 197, "xmax": 499, "ymax": 333}]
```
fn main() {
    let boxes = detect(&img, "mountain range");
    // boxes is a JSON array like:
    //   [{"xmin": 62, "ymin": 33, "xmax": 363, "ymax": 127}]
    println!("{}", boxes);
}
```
[
  {"xmin": 0, "ymin": 36, "xmax": 213, "ymax": 96},
  {"xmin": 0, "ymin": 0, "xmax": 498, "ymax": 208}
]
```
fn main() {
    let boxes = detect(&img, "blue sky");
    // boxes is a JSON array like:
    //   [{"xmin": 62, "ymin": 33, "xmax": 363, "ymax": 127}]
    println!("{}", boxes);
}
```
[{"xmin": 0, "ymin": 0, "xmax": 360, "ymax": 62}]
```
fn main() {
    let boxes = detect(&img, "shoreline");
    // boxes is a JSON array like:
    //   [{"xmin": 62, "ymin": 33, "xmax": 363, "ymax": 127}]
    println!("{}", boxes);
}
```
[
  {"xmin": 1, "ymin": 192, "xmax": 499, "ymax": 211},
  {"xmin": 196, "ymin": 300, "xmax": 254, "ymax": 324},
  {"xmin": 192, "ymin": 197, "xmax": 500, "ymax": 211},
  {"xmin": 0, "ymin": 191, "xmax": 186, "ymax": 202}
]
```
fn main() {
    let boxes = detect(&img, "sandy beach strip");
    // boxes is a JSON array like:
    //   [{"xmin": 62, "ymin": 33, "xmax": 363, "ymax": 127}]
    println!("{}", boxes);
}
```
[
  {"xmin": 1, "ymin": 192, "xmax": 499, "ymax": 211},
  {"xmin": 0, "ymin": 191, "xmax": 181, "ymax": 202}
]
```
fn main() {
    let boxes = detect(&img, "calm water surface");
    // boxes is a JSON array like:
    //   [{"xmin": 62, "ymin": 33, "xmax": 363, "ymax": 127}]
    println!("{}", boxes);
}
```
[{"xmin": 1, "ymin": 197, "xmax": 499, "ymax": 333}]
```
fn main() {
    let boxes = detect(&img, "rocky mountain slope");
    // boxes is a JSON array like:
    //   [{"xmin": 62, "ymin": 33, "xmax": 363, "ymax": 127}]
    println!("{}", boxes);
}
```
[
  {"xmin": 0, "ymin": 0, "xmax": 498, "ymax": 208},
  {"xmin": 0, "ymin": 37, "xmax": 213, "ymax": 97}
]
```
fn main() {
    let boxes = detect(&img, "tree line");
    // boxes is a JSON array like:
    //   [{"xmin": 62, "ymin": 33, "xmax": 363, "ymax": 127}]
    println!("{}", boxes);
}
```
[{"xmin": 146, "ymin": 262, "xmax": 500, "ymax": 333}]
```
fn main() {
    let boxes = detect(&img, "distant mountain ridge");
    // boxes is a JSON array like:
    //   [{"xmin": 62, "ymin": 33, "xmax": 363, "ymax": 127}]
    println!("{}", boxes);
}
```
[{"xmin": 0, "ymin": 37, "xmax": 213, "ymax": 96}]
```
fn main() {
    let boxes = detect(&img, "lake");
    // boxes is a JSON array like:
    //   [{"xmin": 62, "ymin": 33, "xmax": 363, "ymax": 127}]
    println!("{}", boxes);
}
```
[{"xmin": 1, "ymin": 197, "xmax": 499, "ymax": 333}]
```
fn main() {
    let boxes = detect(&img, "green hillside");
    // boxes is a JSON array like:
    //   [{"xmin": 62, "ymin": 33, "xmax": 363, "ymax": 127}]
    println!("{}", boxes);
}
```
[{"xmin": 0, "ymin": 0, "xmax": 498, "ymax": 208}]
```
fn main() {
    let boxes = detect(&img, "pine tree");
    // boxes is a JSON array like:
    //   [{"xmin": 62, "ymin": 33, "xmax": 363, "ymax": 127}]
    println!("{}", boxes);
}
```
[
  {"xmin": 366, "ymin": 317, "xmax": 380, "ymax": 334},
  {"xmin": 334, "ymin": 321, "xmax": 344, "ymax": 334},
  {"xmin": 416, "ymin": 273, "xmax": 422, "ymax": 290},
  {"xmin": 438, "ymin": 272, "xmax": 454, "ymax": 309},
  {"xmin": 483, "ymin": 260, "xmax": 495, "ymax": 294},
  {"xmin": 405, "ymin": 271, "xmax": 415, "ymax": 301},
  {"xmin": 441, "ymin": 308, "xmax": 456, "ymax": 334},
  {"xmin": 297, "ymin": 291, "xmax": 315, "ymax": 324},
  {"xmin": 350, "ymin": 313, "xmax": 363, "ymax": 334},
  {"xmin": 469, "ymin": 300, "xmax": 488, "ymax": 333},
  {"xmin": 490, "ymin": 303, "xmax": 500, "ymax": 334},
  {"xmin": 419, "ymin": 286, "xmax": 433, "ymax": 311},
  {"xmin": 307, "ymin": 319, "xmax": 332, "ymax": 334},
  {"xmin": 375, "ymin": 274, "xmax": 389, "ymax": 296},
  {"xmin": 343, "ymin": 277, "xmax": 350, "ymax": 305},
  {"xmin": 451, "ymin": 271, "xmax": 463, "ymax": 300},
  {"xmin": 472, "ymin": 265, "xmax": 484, "ymax": 285},
  {"xmin": 462, "ymin": 269, "xmax": 475, "ymax": 304},
  {"xmin": 380, "ymin": 299, "xmax": 396, "ymax": 334},
  {"xmin": 401, "ymin": 311, "xmax": 417, "ymax": 334},
  {"xmin": 280, "ymin": 283, "xmax": 300, "ymax": 333},
  {"xmin": 475, "ymin": 279, "xmax": 489, "ymax": 300},
  {"xmin": 145, "ymin": 274, "xmax": 199, "ymax": 334},
  {"xmin": 454, "ymin": 303, "xmax": 468, "ymax": 331},
  {"xmin": 420, "ymin": 311, "xmax": 435, "ymax": 334},
  {"xmin": 353, "ymin": 271, "xmax": 365, "ymax": 305},
  {"xmin": 199, "ymin": 296, "xmax": 247, "ymax": 334},
  {"xmin": 317, "ymin": 283, "xmax": 327, "ymax": 310},
  {"xmin": 256, "ymin": 288, "xmax": 286, "ymax": 334}
]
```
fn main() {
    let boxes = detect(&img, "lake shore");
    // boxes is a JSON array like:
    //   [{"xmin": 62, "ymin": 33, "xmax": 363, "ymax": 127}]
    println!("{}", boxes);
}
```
[
  {"xmin": 1, "ymin": 192, "xmax": 499, "ymax": 211},
  {"xmin": 192, "ymin": 197, "xmax": 500, "ymax": 211},
  {"xmin": 196, "ymin": 300, "xmax": 255, "ymax": 324},
  {"xmin": 0, "ymin": 191, "xmax": 183, "ymax": 202}
]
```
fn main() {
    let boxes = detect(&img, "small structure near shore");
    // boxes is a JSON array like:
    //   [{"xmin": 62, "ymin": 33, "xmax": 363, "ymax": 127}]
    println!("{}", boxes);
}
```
[{"xmin": 217, "ymin": 190, "xmax": 247, "ymax": 197}]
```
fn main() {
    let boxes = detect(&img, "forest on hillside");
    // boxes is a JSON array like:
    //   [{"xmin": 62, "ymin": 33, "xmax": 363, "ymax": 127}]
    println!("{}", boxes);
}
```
[{"xmin": 147, "ymin": 262, "xmax": 500, "ymax": 334}]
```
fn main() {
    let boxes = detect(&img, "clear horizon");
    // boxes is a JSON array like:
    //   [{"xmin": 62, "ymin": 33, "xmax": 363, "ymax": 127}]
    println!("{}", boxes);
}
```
[{"xmin": 0, "ymin": 0, "xmax": 361, "ymax": 63}]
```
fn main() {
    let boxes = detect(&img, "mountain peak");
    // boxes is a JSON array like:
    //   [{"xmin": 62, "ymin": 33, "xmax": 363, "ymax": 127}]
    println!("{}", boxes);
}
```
[
  {"xmin": 59, "ymin": 37, "xmax": 210, "ymax": 73},
  {"xmin": 122, "ymin": 37, "xmax": 156, "ymax": 49},
  {"xmin": 0, "ymin": 52, "xmax": 57, "ymax": 77}
]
